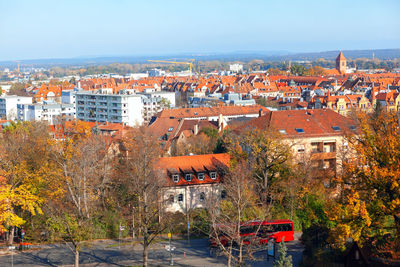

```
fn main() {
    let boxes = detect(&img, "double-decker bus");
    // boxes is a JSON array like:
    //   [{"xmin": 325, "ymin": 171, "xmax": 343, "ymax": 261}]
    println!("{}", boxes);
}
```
[{"xmin": 210, "ymin": 219, "xmax": 294, "ymax": 247}]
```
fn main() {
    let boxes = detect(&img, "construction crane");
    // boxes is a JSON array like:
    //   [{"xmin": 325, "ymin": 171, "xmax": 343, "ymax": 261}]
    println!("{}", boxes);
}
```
[{"xmin": 147, "ymin": 59, "xmax": 195, "ymax": 78}]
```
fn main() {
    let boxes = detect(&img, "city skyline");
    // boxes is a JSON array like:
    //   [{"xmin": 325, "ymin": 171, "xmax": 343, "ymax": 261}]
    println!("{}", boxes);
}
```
[{"xmin": 1, "ymin": 0, "xmax": 399, "ymax": 61}]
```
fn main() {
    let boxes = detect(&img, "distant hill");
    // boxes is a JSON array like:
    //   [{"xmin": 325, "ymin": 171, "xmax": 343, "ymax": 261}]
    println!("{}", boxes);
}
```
[
  {"xmin": 274, "ymin": 49, "xmax": 400, "ymax": 61},
  {"xmin": 0, "ymin": 49, "xmax": 399, "ymax": 68}
]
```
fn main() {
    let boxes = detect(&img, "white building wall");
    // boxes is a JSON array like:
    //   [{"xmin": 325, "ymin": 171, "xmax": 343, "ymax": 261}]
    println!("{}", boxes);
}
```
[
  {"xmin": 76, "ymin": 90, "xmax": 144, "ymax": 126},
  {"xmin": 162, "ymin": 184, "xmax": 223, "ymax": 213},
  {"xmin": 0, "ymin": 95, "xmax": 32, "ymax": 120},
  {"xmin": 126, "ymin": 95, "xmax": 143, "ymax": 126}
]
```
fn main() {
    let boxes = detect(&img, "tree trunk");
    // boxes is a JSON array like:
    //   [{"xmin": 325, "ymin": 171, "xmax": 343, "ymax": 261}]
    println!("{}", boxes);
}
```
[
  {"xmin": 227, "ymin": 245, "xmax": 232, "ymax": 267},
  {"xmin": 7, "ymin": 226, "xmax": 15, "ymax": 245},
  {"xmin": 132, "ymin": 210, "xmax": 135, "ymax": 239},
  {"xmin": 74, "ymin": 248, "xmax": 79, "ymax": 267},
  {"xmin": 143, "ymin": 243, "xmax": 148, "ymax": 267}
]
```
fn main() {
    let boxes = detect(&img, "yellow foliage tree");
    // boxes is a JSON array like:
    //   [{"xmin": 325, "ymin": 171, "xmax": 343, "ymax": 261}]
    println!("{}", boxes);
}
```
[{"xmin": 326, "ymin": 191, "xmax": 371, "ymax": 250}]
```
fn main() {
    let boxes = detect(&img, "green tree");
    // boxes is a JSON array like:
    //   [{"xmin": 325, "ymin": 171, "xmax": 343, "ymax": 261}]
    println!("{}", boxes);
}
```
[{"xmin": 274, "ymin": 241, "xmax": 293, "ymax": 267}]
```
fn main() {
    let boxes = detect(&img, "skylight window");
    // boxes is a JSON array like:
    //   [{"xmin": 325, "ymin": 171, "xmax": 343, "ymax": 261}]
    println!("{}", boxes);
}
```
[
  {"xmin": 332, "ymin": 126, "xmax": 341, "ymax": 131},
  {"xmin": 279, "ymin": 129, "xmax": 287, "ymax": 134},
  {"xmin": 295, "ymin": 128, "xmax": 305, "ymax": 133},
  {"xmin": 349, "ymin": 125, "xmax": 356, "ymax": 131},
  {"xmin": 168, "ymin": 127, "xmax": 173, "ymax": 132}
]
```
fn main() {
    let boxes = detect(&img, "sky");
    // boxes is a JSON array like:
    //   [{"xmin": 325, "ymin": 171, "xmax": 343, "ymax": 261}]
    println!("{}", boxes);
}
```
[{"xmin": 0, "ymin": 0, "xmax": 399, "ymax": 61}]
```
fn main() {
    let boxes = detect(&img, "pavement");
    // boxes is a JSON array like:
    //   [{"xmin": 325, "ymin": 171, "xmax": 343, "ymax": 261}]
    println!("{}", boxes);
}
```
[{"xmin": 0, "ymin": 233, "xmax": 303, "ymax": 267}]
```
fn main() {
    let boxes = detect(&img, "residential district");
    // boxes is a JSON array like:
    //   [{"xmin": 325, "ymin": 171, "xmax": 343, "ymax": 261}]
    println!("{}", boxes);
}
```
[{"xmin": 0, "ymin": 52, "xmax": 399, "ymax": 266}]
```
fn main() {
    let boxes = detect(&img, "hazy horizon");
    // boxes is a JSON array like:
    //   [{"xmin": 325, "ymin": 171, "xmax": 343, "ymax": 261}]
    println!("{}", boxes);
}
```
[{"xmin": 1, "ymin": 0, "xmax": 399, "ymax": 61}]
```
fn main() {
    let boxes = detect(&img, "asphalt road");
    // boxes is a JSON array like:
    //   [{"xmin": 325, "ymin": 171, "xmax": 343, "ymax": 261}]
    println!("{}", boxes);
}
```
[{"xmin": 0, "ymin": 235, "xmax": 303, "ymax": 267}]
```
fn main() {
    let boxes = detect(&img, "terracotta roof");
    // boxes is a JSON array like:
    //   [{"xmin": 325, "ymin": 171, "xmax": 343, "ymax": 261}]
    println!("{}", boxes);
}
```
[
  {"xmin": 156, "ymin": 153, "xmax": 230, "ymax": 186},
  {"xmin": 235, "ymin": 109, "xmax": 358, "ymax": 138},
  {"xmin": 155, "ymin": 105, "xmax": 268, "ymax": 119}
]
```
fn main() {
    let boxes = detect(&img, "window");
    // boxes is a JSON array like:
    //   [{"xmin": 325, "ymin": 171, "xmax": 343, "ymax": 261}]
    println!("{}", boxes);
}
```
[
  {"xmin": 197, "ymin": 173, "xmax": 204, "ymax": 180},
  {"xmin": 169, "ymin": 195, "xmax": 174, "ymax": 204},
  {"xmin": 178, "ymin": 194, "xmax": 183, "ymax": 202},
  {"xmin": 172, "ymin": 174, "xmax": 179, "ymax": 183},
  {"xmin": 210, "ymin": 172, "xmax": 217, "ymax": 179},
  {"xmin": 331, "ymin": 126, "xmax": 341, "ymax": 131},
  {"xmin": 221, "ymin": 190, "xmax": 226, "ymax": 199},
  {"xmin": 295, "ymin": 128, "xmax": 304, "ymax": 133},
  {"xmin": 297, "ymin": 145, "xmax": 305, "ymax": 153},
  {"xmin": 185, "ymin": 174, "xmax": 192, "ymax": 181},
  {"xmin": 199, "ymin": 192, "xmax": 205, "ymax": 202}
]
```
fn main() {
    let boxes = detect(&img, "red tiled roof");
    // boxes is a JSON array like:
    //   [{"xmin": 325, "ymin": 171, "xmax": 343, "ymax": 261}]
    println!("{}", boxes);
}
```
[
  {"xmin": 156, "ymin": 153, "xmax": 230, "ymax": 186},
  {"xmin": 235, "ymin": 109, "xmax": 358, "ymax": 138},
  {"xmin": 156, "ymin": 105, "xmax": 268, "ymax": 119}
]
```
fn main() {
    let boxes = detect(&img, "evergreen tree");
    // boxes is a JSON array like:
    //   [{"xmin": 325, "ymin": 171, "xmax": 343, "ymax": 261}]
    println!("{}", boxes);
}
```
[{"xmin": 274, "ymin": 241, "xmax": 293, "ymax": 267}]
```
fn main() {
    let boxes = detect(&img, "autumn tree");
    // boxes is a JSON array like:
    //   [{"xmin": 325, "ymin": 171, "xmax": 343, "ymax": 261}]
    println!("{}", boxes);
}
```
[
  {"xmin": 208, "ymin": 160, "xmax": 266, "ymax": 267},
  {"xmin": 8, "ymin": 83, "xmax": 28, "ymax": 96},
  {"xmin": 225, "ymin": 128, "xmax": 293, "ymax": 206},
  {"xmin": 341, "ymin": 110, "xmax": 400, "ymax": 256},
  {"xmin": 115, "ymin": 126, "xmax": 167, "ymax": 267},
  {"xmin": 49, "ymin": 123, "xmax": 112, "ymax": 267},
  {"xmin": 0, "ymin": 121, "xmax": 61, "ymax": 244}
]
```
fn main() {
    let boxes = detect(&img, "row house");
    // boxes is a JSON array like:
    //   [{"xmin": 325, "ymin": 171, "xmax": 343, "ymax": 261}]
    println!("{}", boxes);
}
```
[
  {"xmin": 372, "ymin": 90, "xmax": 400, "ymax": 112},
  {"xmin": 156, "ymin": 153, "xmax": 230, "ymax": 213},
  {"xmin": 309, "ymin": 92, "xmax": 372, "ymax": 116}
]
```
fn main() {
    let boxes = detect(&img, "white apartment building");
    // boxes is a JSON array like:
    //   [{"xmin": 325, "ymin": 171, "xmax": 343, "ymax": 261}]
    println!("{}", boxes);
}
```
[
  {"xmin": 0, "ymin": 95, "xmax": 33, "ymax": 120},
  {"xmin": 61, "ymin": 89, "xmax": 77, "ymax": 105},
  {"xmin": 140, "ymin": 90, "xmax": 176, "ymax": 122},
  {"xmin": 17, "ymin": 101, "xmax": 75, "ymax": 125},
  {"xmin": 75, "ymin": 88, "xmax": 144, "ymax": 126}
]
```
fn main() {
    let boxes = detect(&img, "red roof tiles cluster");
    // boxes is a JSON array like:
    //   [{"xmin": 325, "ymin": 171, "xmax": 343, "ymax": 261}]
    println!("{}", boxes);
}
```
[{"xmin": 156, "ymin": 153, "xmax": 230, "ymax": 186}]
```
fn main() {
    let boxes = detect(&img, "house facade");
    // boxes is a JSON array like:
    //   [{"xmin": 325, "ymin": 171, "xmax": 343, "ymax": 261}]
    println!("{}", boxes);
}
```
[{"xmin": 156, "ymin": 153, "xmax": 230, "ymax": 213}]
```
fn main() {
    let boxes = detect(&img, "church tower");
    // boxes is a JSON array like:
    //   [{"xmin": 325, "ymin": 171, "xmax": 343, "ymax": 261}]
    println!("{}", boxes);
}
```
[{"xmin": 336, "ymin": 51, "xmax": 346, "ymax": 74}]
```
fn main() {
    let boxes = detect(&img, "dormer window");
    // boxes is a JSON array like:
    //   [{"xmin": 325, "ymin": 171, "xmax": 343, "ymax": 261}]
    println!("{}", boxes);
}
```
[
  {"xmin": 197, "ymin": 173, "xmax": 205, "ymax": 180},
  {"xmin": 172, "ymin": 174, "xmax": 179, "ymax": 183},
  {"xmin": 185, "ymin": 174, "xmax": 192, "ymax": 181},
  {"xmin": 210, "ymin": 172, "xmax": 217, "ymax": 180}
]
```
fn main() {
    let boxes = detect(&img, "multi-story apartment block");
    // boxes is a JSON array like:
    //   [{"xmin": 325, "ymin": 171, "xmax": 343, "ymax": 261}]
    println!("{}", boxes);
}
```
[
  {"xmin": 75, "ymin": 88, "xmax": 143, "ymax": 126},
  {"xmin": 140, "ymin": 90, "xmax": 176, "ymax": 122},
  {"xmin": 0, "ymin": 95, "xmax": 33, "ymax": 120},
  {"xmin": 17, "ymin": 100, "xmax": 75, "ymax": 125}
]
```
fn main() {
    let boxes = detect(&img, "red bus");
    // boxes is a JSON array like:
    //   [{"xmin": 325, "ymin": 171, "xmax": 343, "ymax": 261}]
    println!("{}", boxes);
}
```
[{"xmin": 210, "ymin": 219, "xmax": 294, "ymax": 247}]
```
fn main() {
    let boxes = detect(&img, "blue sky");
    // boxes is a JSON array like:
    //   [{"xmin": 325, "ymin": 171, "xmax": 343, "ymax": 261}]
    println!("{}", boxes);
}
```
[{"xmin": 0, "ymin": 0, "xmax": 399, "ymax": 61}]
